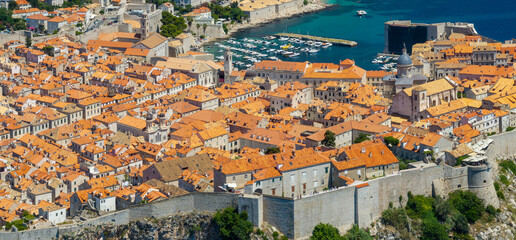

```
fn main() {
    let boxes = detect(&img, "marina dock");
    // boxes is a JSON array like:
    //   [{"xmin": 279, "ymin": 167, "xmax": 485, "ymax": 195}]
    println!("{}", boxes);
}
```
[{"xmin": 274, "ymin": 33, "xmax": 358, "ymax": 47}]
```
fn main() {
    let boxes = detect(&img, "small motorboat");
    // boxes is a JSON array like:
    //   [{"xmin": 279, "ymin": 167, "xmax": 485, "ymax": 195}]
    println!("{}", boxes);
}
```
[
  {"xmin": 357, "ymin": 10, "xmax": 367, "ymax": 16},
  {"xmin": 322, "ymin": 42, "xmax": 332, "ymax": 48}
]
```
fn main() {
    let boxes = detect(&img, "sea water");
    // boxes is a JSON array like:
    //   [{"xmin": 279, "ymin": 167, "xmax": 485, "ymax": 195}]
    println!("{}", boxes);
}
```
[{"xmin": 204, "ymin": 0, "xmax": 516, "ymax": 70}]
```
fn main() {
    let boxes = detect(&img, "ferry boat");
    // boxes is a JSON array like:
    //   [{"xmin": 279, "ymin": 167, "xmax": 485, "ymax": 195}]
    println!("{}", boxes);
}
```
[{"xmin": 357, "ymin": 10, "xmax": 367, "ymax": 16}]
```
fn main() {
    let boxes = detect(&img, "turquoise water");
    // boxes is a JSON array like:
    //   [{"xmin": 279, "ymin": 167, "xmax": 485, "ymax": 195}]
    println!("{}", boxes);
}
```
[{"xmin": 205, "ymin": 0, "xmax": 516, "ymax": 70}]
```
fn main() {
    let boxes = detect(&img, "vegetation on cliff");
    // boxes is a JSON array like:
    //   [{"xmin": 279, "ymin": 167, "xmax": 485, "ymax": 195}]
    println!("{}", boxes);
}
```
[
  {"xmin": 62, "ymin": 208, "xmax": 288, "ymax": 240},
  {"xmin": 379, "ymin": 190, "xmax": 497, "ymax": 239},
  {"xmin": 310, "ymin": 223, "xmax": 372, "ymax": 240},
  {"xmin": 213, "ymin": 207, "xmax": 253, "ymax": 240}
]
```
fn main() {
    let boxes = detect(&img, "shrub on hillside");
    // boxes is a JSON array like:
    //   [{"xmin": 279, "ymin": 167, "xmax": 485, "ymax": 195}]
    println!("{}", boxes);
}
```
[
  {"xmin": 406, "ymin": 195, "xmax": 434, "ymax": 219},
  {"xmin": 499, "ymin": 160, "xmax": 516, "ymax": 175},
  {"xmin": 342, "ymin": 224, "xmax": 371, "ymax": 240},
  {"xmin": 213, "ymin": 207, "xmax": 253, "ymax": 240},
  {"xmin": 421, "ymin": 218, "xmax": 447, "ymax": 240},
  {"xmin": 381, "ymin": 207, "xmax": 408, "ymax": 230},
  {"xmin": 310, "ymin": 223, "xmax": 342, "ymax": 240},
  {"xmin": 448, "ymin": 190, "xmax": 484, "ymax": 223}
]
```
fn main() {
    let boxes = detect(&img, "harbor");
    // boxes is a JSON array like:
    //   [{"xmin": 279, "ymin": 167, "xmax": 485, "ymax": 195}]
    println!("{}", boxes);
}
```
[
  {"xmin": 206, "ymin": 35, "xmax": 341, "ymax": 69},
  {"xmin": 274, "ymin": 33, "xmax": 358, "ymax": 47},
  {"xmin": 203, "ymin": 0, "xmax": 514, "ymax": 70}
]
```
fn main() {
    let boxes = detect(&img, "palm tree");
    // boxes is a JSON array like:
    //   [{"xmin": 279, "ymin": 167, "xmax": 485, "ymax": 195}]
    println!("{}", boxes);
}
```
[{"xmin": 202, "ymin": 23, "xmax": 207, "ymax": 35}]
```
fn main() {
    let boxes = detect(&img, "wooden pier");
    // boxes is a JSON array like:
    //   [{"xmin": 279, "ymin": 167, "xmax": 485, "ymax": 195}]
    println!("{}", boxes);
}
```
[{"xmin": 274, "ymin": 33, "xmax": 358, "ymax": 47}]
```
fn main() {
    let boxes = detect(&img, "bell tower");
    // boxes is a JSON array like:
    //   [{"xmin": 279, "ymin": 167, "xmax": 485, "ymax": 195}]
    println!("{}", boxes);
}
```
[{"xmin": 224, "ymin": 47, "xmax": 233, "ymax": 84}]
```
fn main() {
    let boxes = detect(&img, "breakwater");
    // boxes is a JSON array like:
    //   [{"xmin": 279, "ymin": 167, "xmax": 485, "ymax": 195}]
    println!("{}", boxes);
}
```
[{"xmin": 274, "ymin": 33, "xmax": 357, "ymax": 47}]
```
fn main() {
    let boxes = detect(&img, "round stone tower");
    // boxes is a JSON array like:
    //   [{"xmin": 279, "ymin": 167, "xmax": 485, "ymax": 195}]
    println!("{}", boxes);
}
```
[{"xmin": 467, "ymin": 163, "xmax": 499, "ymax": 208}]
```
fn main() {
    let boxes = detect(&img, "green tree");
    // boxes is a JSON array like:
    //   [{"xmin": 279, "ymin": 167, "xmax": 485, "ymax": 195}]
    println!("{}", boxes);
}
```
[
  {"xmin": 265, "ymin": 147, "xmax": 281, "ymax": 154},
  {"xmin": 160, "ymin": 24, "xmax": 182, "ymax": 38},
  {"xmin": 310, "ymin": 223, "xmax": 342, "ymax": 240},
  {"xmin": 303, "ymin": 0, "xmax": 308, "ymax": 5},
  {"xmin": 202, "ymin": 23, "xmax": 207, "ymax": 35},
  {"xmin": 381, "ymin": 207, "xmax": 408, "ymax": 230},
  {"xmin": 342, "ymin": 224, "xmax": 371, "ymax": 240},
  {"xmin": 223, "ymin": 23, "xmax": 229, "ymax": 34},
  {"xmin": 160, "ymin": 11, "xmax": 187, "ymax": 38},
  {"xmin": 383, "ymin": 136, "xmax": 399, "ymax": 147},
  {"xmin": 213, "ymin": 207, "xmax": 253, "ymax": 240},
  {"xmin": 42, "ymin": 45, "xmax": 54, "ymax": 56},
  {"xmin": 13, "ymin": 20, "xmax": 26, "ymax": 30},
  {"xmin": 405, "ymin": 195, "xmax": 434, "ymax": 219},
  {"xmin": 434, "ymin": 197, "xmax": 451, "ymax": 221},
  {"xmin": 187, "ymin": 16, "xmax": 193, "ymax": 29},
  {"xmin": 25, "ymin": 36, "xmax": 31, "ymax": 47},
  {"xmin": 8, "ymin": 1, "xmax": 18, "ymax": 10},
  {"xmin": 448, "ymin": 190, "xmax": 484, "ymax": 223},
  {"xmin": 322, "ymin": 130, "xmax": 336, "ymax": 148},
  {"xmin": 208, "ymin": 2, "xmax": 246, "ymax": 23},
  {"xmin": 452, "ymin": 213, "xmax": 469, "ymax": 234},
  {"xmin": 353, "ymin": 133, "xmax": 369, "ymax": 144},
  {"xmin": 421, "ymin": 218, "xmax": 447, "ymax": 240}
]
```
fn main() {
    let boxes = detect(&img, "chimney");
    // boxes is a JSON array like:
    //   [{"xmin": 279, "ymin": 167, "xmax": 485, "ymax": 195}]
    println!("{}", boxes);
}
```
[{"xmin": 361, "ymin": 148, "xmax": 365, "ymax": 153}]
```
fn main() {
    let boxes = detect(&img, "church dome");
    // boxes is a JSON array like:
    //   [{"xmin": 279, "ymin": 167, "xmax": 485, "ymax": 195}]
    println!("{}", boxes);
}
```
[{"xmin": 397, "ymin": 53, "xmax": 412, "ymax": 66}]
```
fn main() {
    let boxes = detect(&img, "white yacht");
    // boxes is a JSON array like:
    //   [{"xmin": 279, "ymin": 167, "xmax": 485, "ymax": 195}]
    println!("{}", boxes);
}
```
[{"xmin": 322, "ymin": 42, "xmax": 332, "ymax": 48}]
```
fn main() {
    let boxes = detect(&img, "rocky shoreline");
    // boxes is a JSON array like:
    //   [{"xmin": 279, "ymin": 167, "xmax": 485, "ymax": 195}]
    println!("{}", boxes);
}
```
[{"xmin": 201, "ymin": 0, "xmax": 334, "ymax": 45}]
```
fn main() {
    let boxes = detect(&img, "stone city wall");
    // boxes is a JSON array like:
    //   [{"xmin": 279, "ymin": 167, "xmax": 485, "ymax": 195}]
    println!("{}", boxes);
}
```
[
  {"xmin": 485, "ymin": 130, "xmax": 516, "ymax": 161},
  {"xmin": 0, "ymin": 133, "xmax": 508, "ymax": 240},
  {"xmin": 0, "ymin": 192, "xmax": 238, "ymax": 240},
  {"xmin": 286, "ymin": 160, "xmax": 497, "ymax": 239}
]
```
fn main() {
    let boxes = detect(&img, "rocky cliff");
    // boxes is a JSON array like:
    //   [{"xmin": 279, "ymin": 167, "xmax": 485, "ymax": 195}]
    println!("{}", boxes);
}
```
[
  {"xmin": 60, "ymin": 211, "xmax": 284, "ymax": 240},
  {"xmin": 60, "ymin": 212, "xmax": 219, "ymax": 240}
]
